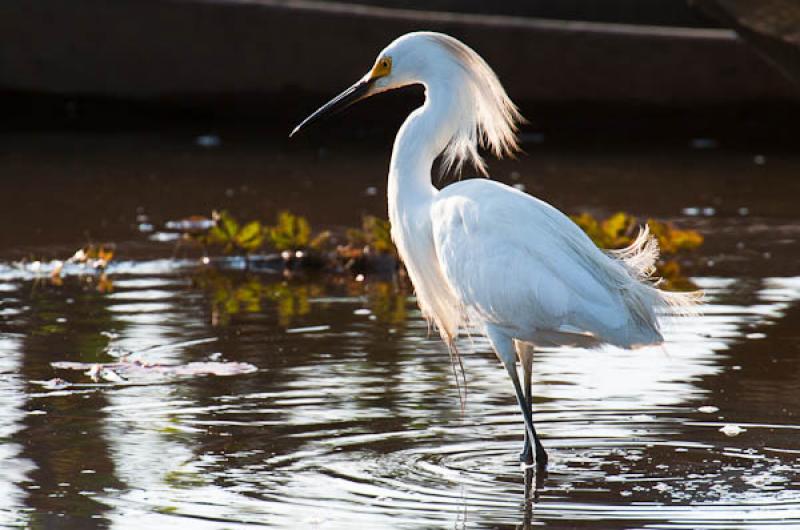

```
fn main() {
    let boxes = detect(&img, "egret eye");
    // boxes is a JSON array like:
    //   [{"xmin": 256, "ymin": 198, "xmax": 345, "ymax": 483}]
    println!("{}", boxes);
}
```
[{"xmin": 370, "ymin": 56, "xmax": 392, "ymax": 79}]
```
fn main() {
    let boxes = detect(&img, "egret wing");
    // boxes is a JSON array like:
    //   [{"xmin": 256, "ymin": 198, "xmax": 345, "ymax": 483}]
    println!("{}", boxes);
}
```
[{"xmin": 431, "ymin": 179, "xmax": 640, "ymax": 345}]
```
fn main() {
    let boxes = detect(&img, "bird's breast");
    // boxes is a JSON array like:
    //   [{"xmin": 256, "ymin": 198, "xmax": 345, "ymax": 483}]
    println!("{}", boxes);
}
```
[{"xmin": 389, "ymin": 197, "xmax": 463, "ymax": 342}]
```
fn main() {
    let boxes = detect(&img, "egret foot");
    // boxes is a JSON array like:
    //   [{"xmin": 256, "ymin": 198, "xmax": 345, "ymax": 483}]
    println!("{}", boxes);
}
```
[
  {"xmin": 520, "ymin": 444, "xmax": 548, "ymax": 468},
  {"xmin": 535, "ymin": 444, "xmax": 548, "ymax": 468},
  {"xmin": 520, "ymin": 423, "xmax": 548, "ymax": 467}
]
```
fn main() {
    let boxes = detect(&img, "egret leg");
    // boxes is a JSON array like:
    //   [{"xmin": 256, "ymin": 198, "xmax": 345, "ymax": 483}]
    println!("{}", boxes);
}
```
[
  {"xmin": 487, "ymin": 328, "xmax": 548, "ymax": 468},
  {"xmin": 503, "ymin": 359, "xmax": 548, "ymax": 468},
  {"xmin": 518, "ymin": 345, "xmax": 548, "ymax": 466},
  {"xmin": 520, "ymin": 358, "xmax": 534, "ymax": 465},
  {"xmin": 517, "ymin": 342, "xmax": 534, "ymax": 465}
]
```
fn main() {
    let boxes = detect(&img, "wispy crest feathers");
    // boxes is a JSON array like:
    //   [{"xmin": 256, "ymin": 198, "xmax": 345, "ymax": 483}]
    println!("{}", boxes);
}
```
[{"xmin": 423, "ymin": 33, "xmax": 524, "ymax": 175}]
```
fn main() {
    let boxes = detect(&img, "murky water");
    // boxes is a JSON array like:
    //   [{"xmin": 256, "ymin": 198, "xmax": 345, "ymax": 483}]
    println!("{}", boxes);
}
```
[{"xmin": 1, "ymin": 131, "xmax": 800, "ymax": 528}]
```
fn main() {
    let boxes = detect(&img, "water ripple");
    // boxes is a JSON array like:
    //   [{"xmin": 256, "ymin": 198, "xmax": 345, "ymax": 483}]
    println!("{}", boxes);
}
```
[{"xmin": 3, "ymin": 271, "xmax": 800, "ymax": 528}]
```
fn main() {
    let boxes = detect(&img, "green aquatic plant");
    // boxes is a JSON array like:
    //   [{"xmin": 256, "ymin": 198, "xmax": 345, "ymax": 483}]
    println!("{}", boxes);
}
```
[
  {"xmin": 264, "ymin": 210, "xmax": 332, "ymax": 254},
  {"xmin": 337, "ymin": 216, "xmax": 399, "ymax": 274},
  {"xmin": 364, "ymin": 216, "xmax": 394, "ymax": 253},
  {"xmin": 268, "ymin": 210, "xmax": 312, "ymax": 251},
  {"xmin": 206, "ymin": 210, "xmax": 266, "ymax": 255},
  {"xmin": 172, "ymin": 210, "xmax": 329, "ymax": 257},
  {"xmin": 168, "ymin": 209, "xmax": 334, "ymax": 274},
  {"xmin": 345, "ymin": 215, "xmax": 395, "ymax": 254}
]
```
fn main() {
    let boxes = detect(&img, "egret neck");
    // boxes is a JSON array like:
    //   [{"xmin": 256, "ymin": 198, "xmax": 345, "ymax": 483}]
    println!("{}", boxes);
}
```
[
  {"xmin": 387, "ymin": 79, "xmax": 458, "ymax": 219},
  {"xmin": 387, "ymin": 77, "xmax": 463, "ymax": 343}
]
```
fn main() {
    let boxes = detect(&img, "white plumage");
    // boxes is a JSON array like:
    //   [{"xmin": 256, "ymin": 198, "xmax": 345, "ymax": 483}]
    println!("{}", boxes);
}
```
[{"xmin": 292, "ymin": 31, "xmax": 701, "ymax": 468}]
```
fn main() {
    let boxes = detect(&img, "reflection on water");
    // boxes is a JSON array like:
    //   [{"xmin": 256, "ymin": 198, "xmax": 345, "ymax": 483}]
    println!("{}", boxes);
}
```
[
  {"xmin": 2, "ymin": 134, "xmax": 800, "ymax": 528},
  {"xmin": 194, "ymin": 268, "xmax": 408, "ymax": 328},
  {"xmin": 1, "ymin": 260, "xmax": 800, "ymax": 529}
]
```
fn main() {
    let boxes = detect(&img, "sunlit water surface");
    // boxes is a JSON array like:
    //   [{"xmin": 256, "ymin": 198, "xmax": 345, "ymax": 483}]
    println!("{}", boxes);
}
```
[
  {"xmin": 1, "ymin": 262, "xmax": 800, "ymax": 529},
  {"xmin": 1, "ymin": 133, "xmax": 800, "ymax": 529}
]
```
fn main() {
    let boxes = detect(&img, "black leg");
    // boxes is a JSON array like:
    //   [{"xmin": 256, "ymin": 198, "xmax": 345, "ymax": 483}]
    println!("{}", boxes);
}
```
[
  {"xmin": 503, "ymin": 360, "xmax": 548, "ymax": 469},
  {"xmin": 487, "ymin": 328, "xmax": 548, "ymax": 469},
  {"xmin": 534, "ymin": 430, "xmax": 548, "ymax": 468},
  {"xmin": 519, "ymin": 345, "xmax": 546, "ymax": 467},
  {"xmin": 519, "ymin": 365, "xmax": 533, "ymax": 465}
]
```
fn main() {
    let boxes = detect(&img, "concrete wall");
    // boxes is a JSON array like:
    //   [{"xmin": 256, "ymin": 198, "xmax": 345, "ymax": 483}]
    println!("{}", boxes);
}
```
[{"xmin": 0, "ymin": 0, "xmax": 795, "ymax": 105}]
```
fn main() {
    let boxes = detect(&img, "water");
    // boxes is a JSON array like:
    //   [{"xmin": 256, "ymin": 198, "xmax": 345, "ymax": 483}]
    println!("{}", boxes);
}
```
[{"xmin": 1, "ymin": 131, "xmax": 800, "ymax": 528}]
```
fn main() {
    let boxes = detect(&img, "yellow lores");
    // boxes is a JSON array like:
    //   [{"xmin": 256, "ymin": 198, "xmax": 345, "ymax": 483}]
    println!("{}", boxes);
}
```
[{"xmin": 370, "ymin": 56, "xmax": 392, "ymax": 79}]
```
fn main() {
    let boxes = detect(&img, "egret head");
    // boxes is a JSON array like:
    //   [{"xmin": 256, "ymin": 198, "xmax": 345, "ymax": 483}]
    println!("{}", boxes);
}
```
[
  {"xmin": 288, "ymin": 35, "xmax": 418, "ymax": 137},
  {"xmin": 290, "ymin": 32, "xmax": 523, "ymax": 173}
]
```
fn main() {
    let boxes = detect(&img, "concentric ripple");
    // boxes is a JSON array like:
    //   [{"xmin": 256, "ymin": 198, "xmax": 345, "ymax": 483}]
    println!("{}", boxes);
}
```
[{"xmin": 3, "ymin": 265, "xmax": 800, "ymax": 529}]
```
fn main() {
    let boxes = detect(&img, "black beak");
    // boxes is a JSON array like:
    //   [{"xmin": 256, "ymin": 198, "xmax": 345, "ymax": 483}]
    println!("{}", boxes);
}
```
[{"xmin": 290, "ymin": 77, "xmax": 374, "ymax": 137}]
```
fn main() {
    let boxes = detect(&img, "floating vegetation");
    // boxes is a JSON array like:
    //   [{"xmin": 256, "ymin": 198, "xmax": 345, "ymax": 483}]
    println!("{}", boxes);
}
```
[
  {"xmin": 67, "ymin": 244, "xmax": 116, "ymax": 269},
  {"xmin": 338, "ymin": 215, "xmax": 398, "ymax": 274},
  {"xmin": 571, "ymin": 211, "xmax": 703, "ymax": 289},
  {"xmin": 206, "ymin": 210, "xmax": 266, "ymax": 256},
  {"xmin": 51, "ymin": 358, "xmax": 257, "ymax": 384},
  {"xmin": 22, "ymin": 243, "xmax": 117, "ymax": 292},
  {"xmin": 268, "ymin": 210, "xmax": 311, "ymax": 251},
  {"xmin": 164, "ymin": 210, "xmax": 332, "ymax": 272},
  {"xmin": 17, "ymin": 209, "xmax": 703, "ymax": 327},
  {"xmin": 345, "ymin": 215, "xmax": 394, "ymax": 254},
  {"xmin": 163, "ymin": 210, "xmax": 396, "ymax": 274},
  {"xmin": 200, "ymin": 209, "xmax": 332, "ymax": 257}
]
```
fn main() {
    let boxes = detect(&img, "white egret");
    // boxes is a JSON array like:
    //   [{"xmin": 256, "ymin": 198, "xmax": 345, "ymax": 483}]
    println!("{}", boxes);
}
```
[{"xmin": 291, "ymin": 32, "xmax": 701, "ymax": 467}]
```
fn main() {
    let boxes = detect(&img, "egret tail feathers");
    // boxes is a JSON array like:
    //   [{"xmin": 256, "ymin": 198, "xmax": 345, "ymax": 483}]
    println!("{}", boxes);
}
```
[
  {"xmin": 611, "ymin": 226, "xmax": 703, "ymax": 345},
  {"xmin": 608, "ymin": 225, "xmax": 659, "ymax": 280},
  {"xmin": 658, "ymin": 288, "xmax": 704, "ymax": 317}
]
